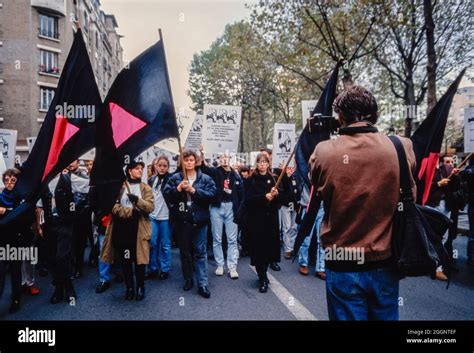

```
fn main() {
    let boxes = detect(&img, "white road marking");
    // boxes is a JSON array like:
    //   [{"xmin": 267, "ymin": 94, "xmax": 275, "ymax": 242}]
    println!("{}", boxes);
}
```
[{"xmin": 250, "ymin": 266, "xmax": 318, "ymax": 320}]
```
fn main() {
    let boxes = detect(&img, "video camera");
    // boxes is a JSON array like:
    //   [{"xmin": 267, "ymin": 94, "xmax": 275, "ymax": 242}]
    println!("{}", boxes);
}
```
[{"xmin": 306, "ymin": 113, "xmax": 339, "ymax": 139}]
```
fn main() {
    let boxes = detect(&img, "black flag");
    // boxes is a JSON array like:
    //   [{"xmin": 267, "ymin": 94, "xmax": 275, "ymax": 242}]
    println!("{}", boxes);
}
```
[
  {"xmin": 0, "ymin": 29, "xmax": 102, "ymax": 225},
  {"xmin": 411, "ymin": 69, "xmax": 466, "ymax": 205},
  {"xmin": 90, "ymin": 35, "xmax": 179, "ymax": 217},
  {"xmin": 294, "ymin": 62, "xmax": 341, "ymax": 187},
  {"xmin": 292, "ymin": 62, "xmax": 340, "ymax": 257}
]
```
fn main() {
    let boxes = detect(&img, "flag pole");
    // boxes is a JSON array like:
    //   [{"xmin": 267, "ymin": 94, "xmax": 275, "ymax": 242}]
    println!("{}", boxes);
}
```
[
  {"xmin": 456, "ymin": 152, "xmax": 473, "ymax": 170},
  {"xmin": 274, "ymin": 147, "xmax": 296, "ymax": 189},
  {"xmin": 447, "ymin": 152, "xmax": 473, "ymax": 180},
  {"xmin": 158, "ymin": 28, "xmax": 187, "ymax": 180}
]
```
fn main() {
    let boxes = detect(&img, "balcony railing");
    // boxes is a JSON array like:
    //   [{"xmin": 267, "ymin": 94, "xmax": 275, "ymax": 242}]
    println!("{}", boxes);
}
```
[
  {"xmin": 39, "ymin": 64, "xmax": 60, "ymax": 76},
  {"xmin": 38, "ymin": 27, "xmax": 59, "ymax": 40}
]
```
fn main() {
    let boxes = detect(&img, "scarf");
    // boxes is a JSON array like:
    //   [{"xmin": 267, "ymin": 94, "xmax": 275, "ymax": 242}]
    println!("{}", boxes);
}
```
[{"xmin": 0, "ymin": 188, "xmax": 19, "ymax": 209}]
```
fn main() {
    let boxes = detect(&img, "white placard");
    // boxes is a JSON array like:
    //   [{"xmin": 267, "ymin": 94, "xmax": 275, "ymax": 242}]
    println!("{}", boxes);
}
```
[
  {"xmin": 26, "ymin": 137, "xmax": 37, "ymax": 154},
  {"xmin": 0, "ymin": 129, "xmax": 18, "ymax": 169},
  {"xmin": 137, "ymin": 145, "xmax": 179, "ymax": 184},
  {"xmin": 155, "ymin": 112, "xmax": 193, "ymax": 155},
  {"xmin": 202, "ymin": 105, "xmax": 241, "ymax": 156},
  {"xmin": 0, "ymin": 153, "xmax": 6, "ymax": 189},
  {"xmin": 464, "ymin": 107, "xmax": 474, "ymax": 153},
  {"xmin": 184, "ymin": 114, "xmax": 203, "ymax": 151},
  {"xmin": 272, "ymin": 123, "xmax": 296, "ymax": 169},
  {"xmin": 302, "ymin": 100, "xmax": 317, "ymax": 127},
  {"xmin": 249, "ymin": 151, "xmax": 260, "ymax": 167}
]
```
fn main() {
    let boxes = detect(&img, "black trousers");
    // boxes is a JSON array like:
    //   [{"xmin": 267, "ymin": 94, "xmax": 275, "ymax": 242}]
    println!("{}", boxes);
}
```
[
  {"xmin": 45, "ymin": 219, "xmax": 74, "ymax": 283},
  {"xmin": 72, "ymin": 209, "xmax": 92, "ymax": 273},
  {"xmin": 256, "ymin": 263, "xmax": 269, "ymax": 281},
  {"xmin": 0, "ymin": 260, "xmax": 22, "ymax": 300},
  {"xmin": 175, "ymin": 222, "xmax": 208, "ymax": 283},
  {"xmin": 240, "ymin": 226, "xmax": 250, "ymax": 252},
  {"xmin": 116, "ymin": 246, "xmax": 145, "ymax": 289}
]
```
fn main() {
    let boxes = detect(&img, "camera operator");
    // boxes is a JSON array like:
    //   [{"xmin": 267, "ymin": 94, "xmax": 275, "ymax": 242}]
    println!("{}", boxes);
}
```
[{"xmin": 309, "ymin": 86, "xmax": 416, "ymax": 321}]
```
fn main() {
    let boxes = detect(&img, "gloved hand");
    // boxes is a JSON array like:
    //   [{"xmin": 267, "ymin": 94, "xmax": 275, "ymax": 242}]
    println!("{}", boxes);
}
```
[{"xmin": 127, "ymin": 193, "xmax": 139, "ymax": 203}]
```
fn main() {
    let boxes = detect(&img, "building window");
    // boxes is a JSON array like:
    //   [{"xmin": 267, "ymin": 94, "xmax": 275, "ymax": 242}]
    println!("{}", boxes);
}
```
[
  {"xmin": 95, "ymin": 31, "xmax": 99, "ymax": 50},
  {"xmin": 40, "ymin": 87, "xmax": 55, "ymax": 110},
  {"xmin": 39, "ymin": 14, "xmax": 59, "ymax": 39},
  {"xmin": 39, "ymin": 50, "xmax": 59, "ymax": 75}
]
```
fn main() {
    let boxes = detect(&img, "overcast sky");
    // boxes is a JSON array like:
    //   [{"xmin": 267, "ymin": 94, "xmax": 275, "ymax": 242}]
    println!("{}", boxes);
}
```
[{"xmin": 100, "ymin": 0, "xmax": 256, "ymax": 112}]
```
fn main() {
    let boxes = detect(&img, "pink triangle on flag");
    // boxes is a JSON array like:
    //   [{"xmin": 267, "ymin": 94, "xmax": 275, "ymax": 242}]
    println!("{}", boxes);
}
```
[
  {"xmin": 109, "ymin": 102, "xmax": 148, "ymax": 148},
  {"xmin": 42, "ymin": 116, "xmax": 80, "ymax": 181}
]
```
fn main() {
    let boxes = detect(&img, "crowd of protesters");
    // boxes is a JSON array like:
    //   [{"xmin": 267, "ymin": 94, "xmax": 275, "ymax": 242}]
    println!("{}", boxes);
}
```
[{"xmin": 1, "ymin": 86, "xmax": 474, "ymax": 320}]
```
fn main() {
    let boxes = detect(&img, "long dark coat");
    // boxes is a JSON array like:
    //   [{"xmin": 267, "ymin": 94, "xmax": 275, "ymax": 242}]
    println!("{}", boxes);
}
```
[{"xmin": 243, "ymin": 171, "xmax": 282, "ymax": 266}]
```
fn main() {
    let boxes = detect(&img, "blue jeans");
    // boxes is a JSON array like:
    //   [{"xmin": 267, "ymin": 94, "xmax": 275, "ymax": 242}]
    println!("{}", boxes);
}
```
[
  {"xmin": 468, "ymin": 203, "xmax": 474, "ymax": 261},
  {"xmin": 98, "ymin": 233, "xmax": 110, "ymax": 282},
  {"xmin": 148, "ymin": 218, "xmax": 172, "ymax": 273},
  {"xmin": 210, "ymin": 203, "xmax": 239, "ymax": 269},
  {"xmin": 326, "ymin": 267, "xmax": 399, "ymax": 320},
  {"xmin": 299, "ymin": 206, "xmax": 325, "ymax": 272}
]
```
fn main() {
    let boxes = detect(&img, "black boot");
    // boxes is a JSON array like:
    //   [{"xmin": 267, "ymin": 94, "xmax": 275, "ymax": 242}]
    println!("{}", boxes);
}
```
[
  {"xmin": 145, "ymin": 271, "xmax": 159, "ymax": 280},
  {"xmin": 96, "ymin": 281, "xmax": 110, "ymax": 294},
  {"xmin": 136, "ymin": 286, "xmax": 145, "ymax": 301},
  {"xmin": 259, "ymin": 279, "xmax": 269, "ymax": 293},
  {"xmin": 269, "ymin": 262, "xmax": 281, "ymax": 271},
  {"xmin": 125, "ymin": 287, "xmax": 135, "ymax": 300},
  {"xmin": 158, "ymin": 272, "xmax": 169, "ymax": 280},
  {"xmin": 64, "ymin": 279, "xmax": 77, "ymax": 303},
  {"xmin": 9, "ymin": 299, "xmax": 21, "ymax": 314},
  {"xmin": 198, "ymin": 286, "xmax": 211, "ymax": 299},
  {"xmin": 183, "ymin": 279, "xmax": 194, "ymax": 291},
  {"xmin": 50, "ymin": 282, "xmax": 64, "ymax": 304}
]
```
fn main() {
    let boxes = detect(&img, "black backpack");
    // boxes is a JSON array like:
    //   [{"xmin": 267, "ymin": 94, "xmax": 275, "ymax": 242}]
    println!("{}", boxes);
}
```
[{"xmin": 389, "ymin": 136, "xmax": 452, "ymax": 281}]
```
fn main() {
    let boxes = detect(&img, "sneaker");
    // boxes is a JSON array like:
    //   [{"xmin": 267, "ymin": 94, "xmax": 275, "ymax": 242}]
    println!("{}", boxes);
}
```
[
  {"xmin": 436, "ymin": 271, "xmax": 448, "ymax": 281},
  {"xmin": 284, "ymin": 251, "xmax": 293, "ymax": 260},
  {"xmin": 229, "ymin": 268, "xmax": 239, "ymax": 279},
  {"xmin": 299, "ymin": 266, "xmax": 309, "ymax": 275},
  {"xmin": 215, "ymin": 266, "xmax": 224, "ymax": 276}
]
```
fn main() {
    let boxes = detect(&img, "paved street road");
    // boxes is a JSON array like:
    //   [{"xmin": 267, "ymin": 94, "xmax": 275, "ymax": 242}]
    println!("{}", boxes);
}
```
[{"xmin": 1, "ymin": 235, "xmax": 473, "ymax": 320}]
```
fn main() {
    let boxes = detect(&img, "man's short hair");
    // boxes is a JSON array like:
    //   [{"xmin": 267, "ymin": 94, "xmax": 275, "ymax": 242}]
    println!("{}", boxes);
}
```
[{"xmin": 332, "ymin": 85, "xmax": 378, "ymax": 124}]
